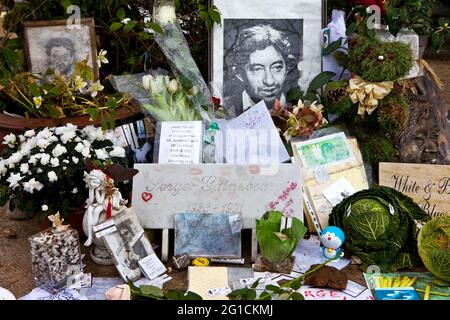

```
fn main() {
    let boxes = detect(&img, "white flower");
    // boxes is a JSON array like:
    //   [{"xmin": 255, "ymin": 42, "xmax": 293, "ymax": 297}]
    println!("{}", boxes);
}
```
[
  {"xmin": 23, "ymin": 178, "xmax": 44, "ymax": 194},
  {"xmin": 110, "ymin": 146, "xmax": 126, "ymax": 158},
  {"xmin": 52, "ymin": 144, "xmax": 67, "ymax": 157},
  {"xmin": 7, "ymin": 173, "xmax": 23, "ymax": 189},
  {"xmin": 0, "ymin": 160, "xmax": 7, "ymax": 177},
  {"xmin": 72, "ymin": 157, "xmax": 79, "ymax": 164},
  {"xmin": 187, "ymin": 86, "xmax": 199, "ymax": 97},
  {"xmin": 61, "ymin": 130, "xmax": 77, "ymax": 144},
  {"xmin": 168, "ymin": 79, "xmax": 179, "ymax": 94},
  {"xmin": 74, "ymin": 76, "xmax": 88, "ymax": 93},
  {"xmin": 33, "ymin": 96, "xmax": 43, "ymax": 109},
  {"xmin": 142, "ymin": 74, "xmax": 168, "ymax": 94},
  {"xmin": 55, "ymin": 123, "xmax": 77, "ymax": 135},
  {"xmin": 63, "ymin": 166, "xmax": 67, "ymax": 170},
  {"xmin": 95, "ymin": 148, "xmax": 109, "ymax": 160},
  {"xmin": 71, "ymin": 188, "xmax": 78, "ymax": 194},
  {"xmin": 82, "ymin": 147, "xmax": 91, "ymax": 158},
  {"xmin": 75, "ymin": 143, "xmax": 84, "ymax": 153},
  {"xmin": 40, "ymin": 153, "xmax": 51, "ymax": 166},
  {"xmin": 7, "ymin": 152, "xmax": 23, "ymax": 168},
  {"xmin": 90, "ymin": 81, "xmax": 104, "ymax": 98},
  {"xmin": 41, "ymin": 205, "xmax": 48, "ymax": 212},
  {"xmin": 97, "ymin": 49, "xmax": 109, "ymax": 67},
  {"xmin": 20, "ymin": 163, "xmax": 30, "ymax": 174},
  {"xmin": 63, "ymin": 159, "xmax": 70, "ymax": 164},
  {"xmin": 50, "ymin": 158, "xmax": 60, "ymax": 167},
  {"xmin": 154, "ymin": 5, "xmax": 176, "ymax": 25},
  {"xmin": 75, "ymin": 137, "xmax": 82, "ymax": 143},
  {"xmin": 36, "ymin": 128, "xmax": 53, "ymax": 140},
  {"xmin": 37, "ymin": 168, "xmax": 43, "ymax": 174},
  {"xmin": 37, "ymin": 138, "xmax": 50, "ymax": 149},
  {"xmin": 28, "ymin": 155, "xmax": 38, "ymax": 165},
  {"xmin": 121, "ymin": 18, "xmax": 131, "ymax": 24},
  {"xmin": 142, "ymin": 75, "xmax": 152, "ymax": 90},
  {"xmin": 24, "ymin": 130, "xmax": 35, "ymax": 138},
  {"xmin": 19, "ymin": 135, "xmax": 26, "ymax": 143},
  {"xmin": 47, "ymin": 171, "xmax": 58, "ymax": 182},
  {"xmin": 3, "ymin": 133, "xmax": 16, "ymax": 148}
]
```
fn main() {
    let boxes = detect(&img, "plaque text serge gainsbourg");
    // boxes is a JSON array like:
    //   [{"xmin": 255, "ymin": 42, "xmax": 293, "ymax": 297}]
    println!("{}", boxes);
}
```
[{"xmin": 132, "ymin": 164, "xmax": 303, "ymax": 229}]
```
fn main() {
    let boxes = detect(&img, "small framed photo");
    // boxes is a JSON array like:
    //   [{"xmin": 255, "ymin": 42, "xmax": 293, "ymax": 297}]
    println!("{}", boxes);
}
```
[
  {"xmin": 22, "ymin": 18, "xmax": 98, "ymax": 79},
  {"xmin": 209, "ymin": 0, "xmax": 326, "ymax": 116},
  {"xmin": 98, "ymin": 208, "xmax": 157, "ymax": 282}
]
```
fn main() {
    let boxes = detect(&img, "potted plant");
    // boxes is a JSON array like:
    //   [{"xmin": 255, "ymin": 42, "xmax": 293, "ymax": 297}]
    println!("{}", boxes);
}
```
[{"xmin": 0, "ymin": 123, "xmax": 128, "ymax": 232}]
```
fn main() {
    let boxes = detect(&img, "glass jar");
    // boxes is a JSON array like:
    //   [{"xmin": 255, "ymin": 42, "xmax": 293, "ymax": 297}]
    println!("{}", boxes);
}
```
[{"xmin": 29, "ymin": 227, "xmax": 82, "ymax": 293}]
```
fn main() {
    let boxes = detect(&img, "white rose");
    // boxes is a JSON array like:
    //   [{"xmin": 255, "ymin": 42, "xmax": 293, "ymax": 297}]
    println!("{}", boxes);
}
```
[
  {"xmin": 3, "ymin": 133, "xmax": 16, "ymax": 148},
  {"xmin": 20, "ymin": 163, "xmax": 30, "ymax": 174},
  {"xmin": 48, "ymin": 171, "xmax": 58, "ymax": 182},
  {"xmin": 7, "ymin": 173, "xmax": 23, "ymax": 189},
  {"xmin": 23, "ymin": 178, "xmax": 44, "ymax": 193},
  {"xmin": 0, "ymin": 160, "xmax": 7, "ymax": 177},
  {"xmin": 19, "ymin": 135, "xmax": 26, "ymax": 143},
  {"xmin": 40, "ymin": 153, "xmax": 51, "ymax": 165},
  {"xmin": 24, "ymin": 130, "xmax": 35, "ymax": 138},
  {"xmin": 121, "ymin": 17, "xmax": 131, "ymax": 24},
  {"xmin": 110, "ymin": 146, "xmax": 126, "ymax": 158},
  {"xmin": 52, "ymin": 144, "xmax": 67, "ymax": 157},
  {"xmin": 61, "ymin": 130, "xmax": 77, "ymax": 144},
  {"xmin": 37, "ymin": 168, "xmax": 43, "ymax": 174},
  {"xmin": 82, "ymin": 147, "xmax": 91, "ymax": 158},
  {"xmin": 8, "ymin": 152, "xmax": 23, "ymax": 165},
  {"xmin": 95, "ymin": 148, "xmax": 109, "ymax": 160},
  {"xmin": 41, "ymin": 205, "xmax": 48, "ymax": 212},
  {"xmin": 50, "ymin": 158, "xmax": 60, "ymax": 167},
  {"xmin": 72, "ymin": 157, "xmax": 79, "ymax": 164},
  {"xmin": 72, "ymin": 188, "xmax": 78, "ymax": 194},
  {"xmin": 28, "ymin": 155, "xmax": 38, "ymax": 165},
  {"xmin": 37, "ymin": 128, "xmax": 52, "ymax": 140},
  {"xmin": 154, "ymin": 5, "xmax": 176, "ymax": 25},
  {"xmin": 37, "ymin": 138, "xmax": 50, "ymax": 149},
  {"xmin": 63, "ymin": 159, "xmax": 70, "ymax": 164}
]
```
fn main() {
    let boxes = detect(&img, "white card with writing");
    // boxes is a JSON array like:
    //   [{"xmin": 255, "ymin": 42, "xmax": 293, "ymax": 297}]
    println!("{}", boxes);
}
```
[
  {"xmin": 138, "ymin": 253, "xmax": 167, "ymax": 280},
  {"xmin": 157, "ymin": 121, "xmax": 203, "ymax": 164},
  {"xmin": 132, "ymin": 164, "xmax": 303, "ymax": 229},
  {"xmin": 322, "ymin": 177, "xmax": 357, "ymax": 207},
  {"xmin": 218, "ymin": 101, "xmax": 290, "ymax": 164}
]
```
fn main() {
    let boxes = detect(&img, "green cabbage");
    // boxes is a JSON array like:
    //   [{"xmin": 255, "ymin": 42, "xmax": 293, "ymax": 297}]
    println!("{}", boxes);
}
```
[
  {"xmin": 256, "ymin": 211, "xmax": 307, "ymax": 264},
  {"xmin": 329, "ymin": 186, "xmax": 430, "ymax": 272},
  {"xmin": 418, "ymin": 216, "xmax": 450, "ymax": 283}
]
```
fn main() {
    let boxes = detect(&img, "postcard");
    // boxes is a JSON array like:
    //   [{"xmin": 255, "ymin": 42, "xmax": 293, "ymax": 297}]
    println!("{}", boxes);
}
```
[{"xmin": 322, "ymin": 177, "xmax": 357, "ymax": 207}]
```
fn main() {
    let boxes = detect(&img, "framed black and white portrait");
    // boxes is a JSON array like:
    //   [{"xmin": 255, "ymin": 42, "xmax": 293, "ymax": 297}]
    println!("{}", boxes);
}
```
[
  {"xmin": 22, "ymin": 18, "xmax": 99, "ymax": 79},
  {"xmin": 209, "ymin": 0, "xmax": 325, "ymax": 116}
]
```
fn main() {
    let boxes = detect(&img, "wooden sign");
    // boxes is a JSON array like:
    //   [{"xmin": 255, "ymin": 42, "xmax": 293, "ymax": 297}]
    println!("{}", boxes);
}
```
[
  {"xmin": 132, "ymin": 164, "xmax": 303, "ymax": 229},
  {"xmin": 379, "ymin": 163, "xmax": 450, "ymax": 217}
]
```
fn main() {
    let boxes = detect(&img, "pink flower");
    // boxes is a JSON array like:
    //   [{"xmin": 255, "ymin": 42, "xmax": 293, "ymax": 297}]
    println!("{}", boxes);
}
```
[{"xmin": 105, "ymin": 284, "xmax": 131, "ymax": 300}]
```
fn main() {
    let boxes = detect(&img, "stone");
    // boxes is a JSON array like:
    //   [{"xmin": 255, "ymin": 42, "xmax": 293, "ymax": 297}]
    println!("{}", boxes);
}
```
[
  {"xmin": 253, "ymin": 255, "xmax": 294, "ymax": 274},
  {"xmin": 304, "ymin": 264, "xmax": 348, "ymax": 290},
  {"xmin": 2, "ymin": 228, "xmax": 16, "ymax": 239}
]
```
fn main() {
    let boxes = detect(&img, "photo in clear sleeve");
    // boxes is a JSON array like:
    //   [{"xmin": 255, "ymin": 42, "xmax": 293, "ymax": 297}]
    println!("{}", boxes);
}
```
[{"xmin": 223, "ymin": 19, "xmax": 303, "ymax": 115}]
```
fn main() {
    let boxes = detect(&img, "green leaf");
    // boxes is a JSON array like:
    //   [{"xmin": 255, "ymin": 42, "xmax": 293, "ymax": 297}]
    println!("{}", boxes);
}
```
[
  {"xmin": 146, "ymin": 22, "xmax": 163, "ymax": 34},
  {"xmin": 116, "ymin": 8, "xmax": 126, "ymax": 21},
  {"xmin": 251, "ymin": 278, "xmax": 261, "ymax": 289},
  {"xmin": 278, "ymin": 293, "xmax": 291, "ymax": 300},
  {"xmin": 346, "ymin": 23, "xmax": 357, "ymax": 37},
  {"xmin": 228, "ymin": 288, "xmax": 257, "ymax": 300},
  {"xmin": 431, "ymin": 32, "xmax": 446, "ymax": 53},
  {"xmin": 101, "ymin": 113, "xmax": 108, "ymax": 130},
  {"xmin": 265, "ymin": 285, "xmax": 281, "ymax": 292},
  {"xmin": 140, "ymin": 285, "xmax": 164, "ymax": 298},
  {"xmin": 286, "ymin": 87, "xmax": 304, "ymax": 102},
  {"xmin": 290, "ymin": 278, "xmax": 302, "ymax": 291},
  {"xmin": 123, "ymin": 21, "xmax": 137, "ymax": 33},
  {"xmin": 30, "ymin": 83, "xmax": 41, "ymax": 97},
  {"xmin": 259, "ymin": 291, "xmax": 272, "ymax": 300},
  {"xmin": 86, "ymin": 108, "xmax": 99, "ymax": 120},
  {"xmin": 109, "ymin": 22, "xmax": 123, "ymax": 33},
  {"xmin": 323, "ymin": 38, "xmax": 343, "ymax": 56},
  {"xmin": 166, "ymin": 290, "xmax": 203, "ymax": 300},
  {"xmin": 290, "ymin": 292, "xmax": 304, "ymax": 300},
  {"xmin": 208, "ymin": 7, "xmax": 221, "ymax": 26},
  {"xmin": 307, "ymin": 71, "xmax": 336, "ymax": 94}
]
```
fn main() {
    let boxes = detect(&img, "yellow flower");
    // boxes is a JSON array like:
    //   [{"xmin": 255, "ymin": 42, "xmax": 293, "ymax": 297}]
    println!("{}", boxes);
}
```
[
  {"xmin": 97, "ymin": 49, "xmax": 109, "ymax": 67},
  {"xmin": 74, "ymin": 76, "xmax": 88, "ymax": 93},
  {"xmin": 33, "ymin": 96, "xmax": 43, "ymax": 109},
  {"xmin": 90, "ymin": 81, "xmax": 105, "ymax": 98}
]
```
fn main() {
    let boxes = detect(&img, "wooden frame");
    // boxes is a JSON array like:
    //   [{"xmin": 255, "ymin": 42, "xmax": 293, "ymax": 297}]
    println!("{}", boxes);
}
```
[
  {"xmin": 208, "ymin": 0, "xmax": 327, "ymax": 115},
  {"xmin": 22, "ymin": 18, "xmax": 99, "ymax": 80}
]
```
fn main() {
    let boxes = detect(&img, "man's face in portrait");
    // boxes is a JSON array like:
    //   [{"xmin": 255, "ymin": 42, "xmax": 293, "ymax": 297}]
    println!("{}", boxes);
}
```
[
  {"xmin": 48, "ymin": 45, "xmax": 75, "ymax": 76},
  {"xmin": 243, "ymin": 45, "xmax": 287, "ymax": 107}
]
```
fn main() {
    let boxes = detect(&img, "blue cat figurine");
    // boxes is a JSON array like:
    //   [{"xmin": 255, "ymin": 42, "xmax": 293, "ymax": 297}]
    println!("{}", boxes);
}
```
[{"xmin": 320, "ymin": 226, "xmax": 345, "ymax": 261}]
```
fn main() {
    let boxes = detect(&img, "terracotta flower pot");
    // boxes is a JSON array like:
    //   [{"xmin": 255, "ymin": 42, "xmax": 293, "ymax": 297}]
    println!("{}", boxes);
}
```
[{"xmin": 0, "ymin": 105, "xmax": 141, "ymax": 150}]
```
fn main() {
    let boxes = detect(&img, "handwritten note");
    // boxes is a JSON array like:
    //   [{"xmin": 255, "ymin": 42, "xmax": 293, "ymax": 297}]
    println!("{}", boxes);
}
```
[
  {"xmin": 132, "ymin": 164, "xmax": 303, "ymax": 229},
  {"xmin": 156, "ymin": 121, "xmax": 203, "ymax": 164},
  {"xmin": 379, "ymin": 163, "xmax": 450, "ymax": 217},
  {"xmin": 217, "ymin": 101, "xmax": 290, "ymax": 164}
]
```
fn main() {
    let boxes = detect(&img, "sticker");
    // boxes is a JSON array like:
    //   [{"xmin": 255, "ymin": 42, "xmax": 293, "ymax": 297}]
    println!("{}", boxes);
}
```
[
  {"xmin": 389, "ymin": 204, "xmax": 395, "ymax": 216},
  {"xmin": 206, "ymin": 286, "xmax": 232, "ymax": 297},
  {"xmin": 93, "ymin": 219, "xmax": 115, "ymax": 233},
  {"xmin": 142, "ymin": 192, "xmax": 153, "ymax": 202},
  {"xmin": 228, "ymin": 214, "xmax": 242, "ymax": 234},
  {"xmin": 280, "ymin": 216, "xmax": 292, "ymax": 231},
  {"xmin": 347, "ymin": 204, "xmax": 352, "ymax": 218},
  {"xmin": 95, "ymin": 226, "xmax": 117, "ymax": 238},
  {"xmin": 313, "ymin": 166, "xmax": 330, "ymax": 184}
]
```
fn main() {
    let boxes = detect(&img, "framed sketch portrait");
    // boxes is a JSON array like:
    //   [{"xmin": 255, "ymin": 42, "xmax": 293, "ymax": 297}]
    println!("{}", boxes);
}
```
[
  {"xmin": 209, "ymin": 0, "xmax": 326, "ymax": 116},
  {"xmin": 22, "ymin": 18, "xmax": 98, "ymax": 79}
]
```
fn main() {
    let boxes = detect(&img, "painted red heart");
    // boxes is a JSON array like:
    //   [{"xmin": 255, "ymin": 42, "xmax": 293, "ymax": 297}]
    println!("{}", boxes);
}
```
[{"xmin": 141, "ymin": 192, "xmax": 153, "ymax": 202}]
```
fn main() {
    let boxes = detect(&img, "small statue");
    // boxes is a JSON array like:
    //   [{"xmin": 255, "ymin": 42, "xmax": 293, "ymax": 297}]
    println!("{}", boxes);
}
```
[
  {"xmin": 82, "ymin": 160, "xmax": 138, "ymax": 265},
  {"xmin": 320, "ymin": 226, "xmax": 345, "ymax": 261}
]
